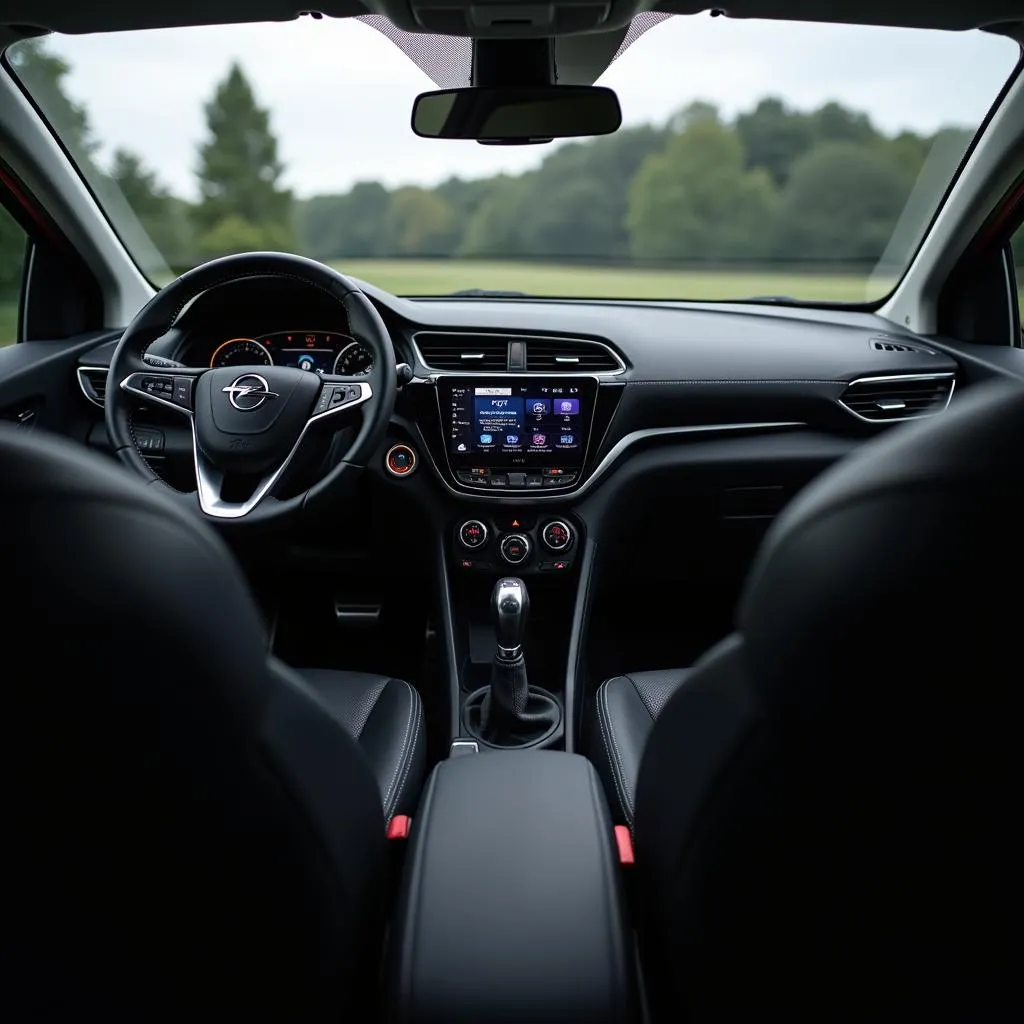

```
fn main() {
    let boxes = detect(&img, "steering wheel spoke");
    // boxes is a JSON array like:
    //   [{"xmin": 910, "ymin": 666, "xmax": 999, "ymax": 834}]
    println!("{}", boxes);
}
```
[
  {"xmin": 120, "ymin": 368, "xmax": 204, "ymax": 415},
  {"xmin": 192, "ymin": 377, "xmax": 374, "ymax": 519}
]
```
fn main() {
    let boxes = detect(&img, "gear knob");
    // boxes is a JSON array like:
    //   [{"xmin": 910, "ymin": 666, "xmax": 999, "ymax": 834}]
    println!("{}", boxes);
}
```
[{"xmin": 492, "ymin": 577, "xmax": 529, "ymax": 658}]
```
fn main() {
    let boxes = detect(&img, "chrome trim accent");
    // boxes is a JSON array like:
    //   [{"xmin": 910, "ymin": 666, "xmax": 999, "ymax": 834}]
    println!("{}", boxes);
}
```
[
  {"xmin": 458, "ymin": 519, "xmax": 489, "ymax": 549},
  {"xmin": 76, "ymin": 366, "xmax": 109, "ymax": 408},
  {"xmin": 449, "ymin": 739, "xmax": 480, "ymax": 757},
  {"xmin": 411, "ymin": 331, "xmax": 626, "ymax": 375},
  {"xmin": 497, "ymin": 643, "xmax": 523, "ymax": 662},
  {"xmin": 384, "ymin": 442, "xmax": 419, "ymax": 477},
  {"xmin": 499, "ymin": 533, "xmax": 531, "ymax": 564},
  {"xmin": 120, "ymin": 374, "xmax": 372, "ymax": 519},
  {"xmin": 540, "ymin": 519, "xmax": 574, "ymax": 552},
  {"xmin": 416, "ymin": 417, "xmax": 807, "ymax": 503},
  {"xmin": 837, "ymin": 372, "xmax": 956, "ymax": 423},
  {"xmin": 333, "ymin": 603, "xmax": 382, "ymax": 623}
]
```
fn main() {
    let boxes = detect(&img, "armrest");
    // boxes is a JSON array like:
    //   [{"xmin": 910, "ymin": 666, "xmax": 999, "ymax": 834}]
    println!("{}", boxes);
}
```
[{"xmin": 388, "ymin": 750, "xmax": 638, "ymax": 1023}]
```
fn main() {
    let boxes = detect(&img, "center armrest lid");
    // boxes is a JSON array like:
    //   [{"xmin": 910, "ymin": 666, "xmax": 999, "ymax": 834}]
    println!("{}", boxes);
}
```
[{"xmin": 388, "ymin": 750, "xmax": 638, "ymax": 1023}]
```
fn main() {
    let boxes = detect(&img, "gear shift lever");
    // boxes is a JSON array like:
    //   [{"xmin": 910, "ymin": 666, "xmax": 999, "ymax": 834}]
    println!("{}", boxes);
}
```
[
  {"xmin": 465, "ymin": 576, "xmax": 561, "ymax": 748},
  {"xmin": 493, "ymin": 577, "xmax": 529, "ymax": 660}
]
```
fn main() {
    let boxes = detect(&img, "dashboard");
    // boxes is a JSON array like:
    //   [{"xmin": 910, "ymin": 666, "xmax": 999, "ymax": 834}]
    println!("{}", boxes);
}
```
[{"xmin": 73, "ymin": 275, "xmax": 972, "ymax": 513}]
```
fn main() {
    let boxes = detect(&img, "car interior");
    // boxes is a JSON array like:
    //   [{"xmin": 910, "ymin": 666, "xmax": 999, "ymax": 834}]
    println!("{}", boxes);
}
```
[{"xmin": 1, "ymin": 0, "xmax": 1021, "ymax": 1019}]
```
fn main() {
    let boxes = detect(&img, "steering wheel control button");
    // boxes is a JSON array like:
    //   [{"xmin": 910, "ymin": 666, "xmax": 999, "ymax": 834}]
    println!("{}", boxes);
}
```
[
  {"xmin": 459, "ymin": 520, "xmax": 488, "ymax": 549},
  {"xmin": 142, "ymin": 376, "xmax": 174, "ymax": 398},
  {"xmin": 541, "ymin": 520, "xmax": 574, "ymax": 552},
  {"xmin": 385, "ymin": 443, "xmax": 418, "ymax": 477},
  {"xmin": 500, "ymin": 533, "xmax": 531, "ymax": 565},
  {"xmin": 172, "ymin": 377, "xmax": 193, "ymax": 408}
]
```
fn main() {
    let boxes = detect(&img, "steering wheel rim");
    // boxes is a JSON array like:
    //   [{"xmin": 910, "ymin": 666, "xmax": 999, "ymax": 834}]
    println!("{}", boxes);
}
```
[{"xmin": 105, "ymin": 252, "xmax": 397, "ymax": 526}]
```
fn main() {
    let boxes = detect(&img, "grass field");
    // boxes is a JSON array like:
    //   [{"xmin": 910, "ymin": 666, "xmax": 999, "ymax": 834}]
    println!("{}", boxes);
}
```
[
  {"xmin": 0, "ymin": 302, "xmax": 17, "ymax": 346},
  {"xmin": 331, "ymin": 259, "xmax": 878, "ymax": 303}
]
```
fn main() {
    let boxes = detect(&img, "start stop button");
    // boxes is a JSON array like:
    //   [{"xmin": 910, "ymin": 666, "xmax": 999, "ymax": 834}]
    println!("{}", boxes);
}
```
[{"xmin": 385, "ymin": 443, "xmax": 418, "ymax": 477}]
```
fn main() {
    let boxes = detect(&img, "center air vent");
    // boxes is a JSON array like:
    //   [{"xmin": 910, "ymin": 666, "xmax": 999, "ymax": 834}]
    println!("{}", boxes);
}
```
[
  {"xmin": 839, "ymin": 374, "xmax": 955, "ymax": 422},
  {"xmin": 77, "ymin": 366, "xmax": 108, "ymax": 408},
  {"xmin": 413, "ymin": 333, "xmax": 509, "ymax": 371},
  {"xmin": 524, "ymin": 337, "xmax": 623, "ymax": 372}
]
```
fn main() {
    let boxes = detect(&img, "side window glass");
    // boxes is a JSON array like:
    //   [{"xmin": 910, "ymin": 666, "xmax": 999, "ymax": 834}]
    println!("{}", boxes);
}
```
[{"xmin": 0, "ymin": 204, "xmax": 27, "ymax": 346}]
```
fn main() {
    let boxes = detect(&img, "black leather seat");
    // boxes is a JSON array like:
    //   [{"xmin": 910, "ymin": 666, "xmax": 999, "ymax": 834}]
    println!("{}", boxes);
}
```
[
  {"xmin": 590, "ymin": 669, "xmax": 689, "ymax": 827},
  {"xmin": 1, "ymin": 426, "xmax": 424, "ymax": 1018},
  {"xmin": 591, "ymin": 382, "xmax": 1023, "ymax": 1016},
  {"xmin": 295, "ymin": 669, "xmax": 423, "ymax": 818}
]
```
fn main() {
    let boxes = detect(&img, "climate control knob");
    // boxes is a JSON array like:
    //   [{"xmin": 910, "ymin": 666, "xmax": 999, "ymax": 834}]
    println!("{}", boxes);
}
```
[
  {"xmin": 458, "ymin": 519, "xmax": 488, "ymax": 550},
  {"xmin": 499, "ymin": 533, "xmax": 531, "ymax": 565},
  {"xmin": 541, "ymin": 519, "xmax": 574, "ymax": 552}
]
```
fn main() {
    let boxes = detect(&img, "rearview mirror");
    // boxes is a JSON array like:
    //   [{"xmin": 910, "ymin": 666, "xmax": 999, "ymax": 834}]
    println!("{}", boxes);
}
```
[{"xmin": 411, "ymin": 85, "xmax": 622, "ymax": 143}]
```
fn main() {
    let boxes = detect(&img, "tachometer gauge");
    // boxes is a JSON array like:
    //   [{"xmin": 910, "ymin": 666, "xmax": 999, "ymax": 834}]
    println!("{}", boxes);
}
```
[
  {"xmin": 210, "ymin": 338, "xmax": 273, "ymax": 368},
  {"xmin": 333, "ymin": 340, "xmax": 374, "ymax": 376}
]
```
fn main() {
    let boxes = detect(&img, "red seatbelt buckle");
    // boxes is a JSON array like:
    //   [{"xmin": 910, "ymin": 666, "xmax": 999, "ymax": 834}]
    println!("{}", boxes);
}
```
[
  {"xmin": 614, "ymin": 825, "xmax": 634, "ymax": 866},
  {"xmin": 387, "ymin": 815, "xmax": 411, "ymax": 840}
]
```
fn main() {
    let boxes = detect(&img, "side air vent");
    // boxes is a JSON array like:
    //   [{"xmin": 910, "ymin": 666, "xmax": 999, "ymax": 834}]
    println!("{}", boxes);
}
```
[
  {"xmin": 77, "ymin": 366, "xmax": 108, "ymax": 408},
  {"xmin": 839, "ymin": 373, "xmax": 955, "ymax": 422},
  {"xmin": 413, "ymin": 332, "xmax": 509, "ymax": 371},
  {"xmin": 870, "ymin": 336, "xmax": 937, "ymax": 355},
  {"xmin": 524, "ymin": 337, "xmax": 623, "ymax": 372}
]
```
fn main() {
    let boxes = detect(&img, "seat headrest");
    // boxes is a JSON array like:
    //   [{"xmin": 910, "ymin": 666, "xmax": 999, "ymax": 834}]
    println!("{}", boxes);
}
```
[{"xmin": 738, "ymin": 379, "xmax": 1024, "ymax": 698}]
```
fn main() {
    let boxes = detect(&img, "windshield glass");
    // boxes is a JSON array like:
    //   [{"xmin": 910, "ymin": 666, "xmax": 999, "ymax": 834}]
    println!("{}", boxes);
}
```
[{"xmin": 5, "ymin": 17, "xmax": 1020, "ymax": 303}]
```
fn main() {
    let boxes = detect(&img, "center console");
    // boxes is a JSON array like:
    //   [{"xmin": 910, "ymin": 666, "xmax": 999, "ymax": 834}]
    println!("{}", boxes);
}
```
[
  {"xmin": 387, "ymin": 750, "xmax": 639, "ymax": 1023},
  {"xmin": 389, "ymin": 373, "xmax": 622, "ymax": 755}
]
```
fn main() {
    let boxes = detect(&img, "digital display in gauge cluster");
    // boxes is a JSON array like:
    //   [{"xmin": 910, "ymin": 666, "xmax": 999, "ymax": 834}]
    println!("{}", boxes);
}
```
[{"xmin": 209, "ymin": 331, "xmax": 373, "ymax": 375}]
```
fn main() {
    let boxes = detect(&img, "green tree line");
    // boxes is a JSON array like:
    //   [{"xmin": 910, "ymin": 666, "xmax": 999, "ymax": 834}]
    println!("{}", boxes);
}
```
[{"xmin": 1, "ymin": 37, "xmax": 977, "ymax": 302}]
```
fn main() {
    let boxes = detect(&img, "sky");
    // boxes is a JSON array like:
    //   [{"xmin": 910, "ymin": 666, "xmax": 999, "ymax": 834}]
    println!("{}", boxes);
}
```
[{"xmin": 28, "ymin": 14, "xmax": 1022, "ymax": 200}]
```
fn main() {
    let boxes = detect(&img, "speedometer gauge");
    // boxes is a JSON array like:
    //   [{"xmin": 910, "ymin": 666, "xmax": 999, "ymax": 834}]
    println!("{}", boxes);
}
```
[
  {"xmin": 210, "ymin": 338, "xmax": 273, "ymax": 368},
  {"xmin": 333, "ymin": 340, "xmax": 373, "ymax": 376}
]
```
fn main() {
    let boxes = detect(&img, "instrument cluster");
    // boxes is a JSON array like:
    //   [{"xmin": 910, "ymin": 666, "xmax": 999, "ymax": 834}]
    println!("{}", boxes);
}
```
[{"xmin": 206, "ymin": 330, "xmax": 374, "ymax": 376}]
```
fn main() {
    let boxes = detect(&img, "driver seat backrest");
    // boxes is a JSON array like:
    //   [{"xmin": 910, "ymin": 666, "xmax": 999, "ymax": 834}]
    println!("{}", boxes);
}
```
[
  {"xmin": 0, "ymin": 426, "xmax": 388, "ymax": 1020},
  {"xmin": 633, "ymin": 381, "xmax": 1024, "ymax": 1017}
]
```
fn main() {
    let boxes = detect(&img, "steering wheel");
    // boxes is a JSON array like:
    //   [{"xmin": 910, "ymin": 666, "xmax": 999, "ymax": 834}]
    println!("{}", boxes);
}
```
[{"xmin": 105, "ymin": 252, "xmax": 397, "ymax": 525}]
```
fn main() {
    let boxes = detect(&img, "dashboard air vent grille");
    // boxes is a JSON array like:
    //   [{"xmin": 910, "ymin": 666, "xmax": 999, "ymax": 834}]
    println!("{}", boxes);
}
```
[
  {"xmin": 524, "ymin": 337, "xmax": 622, "ymax": 372},
  {"xmin": 870, "ymin": 336, "xmax": 936, "ymax": 355},
  {"xmin": 77, "ymin": 367, "xmax": 108, "ymax": 408},
  {"xmin": 413, "ymin": 333, "xmax": 508, "ymax": 371},
  {"xmin": 839, "ymin": 374, "xmax": 955, "ymax": 422}
]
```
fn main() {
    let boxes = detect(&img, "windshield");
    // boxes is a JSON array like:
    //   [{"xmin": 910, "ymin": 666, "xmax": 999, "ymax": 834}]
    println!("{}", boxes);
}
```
[{"xmin": 5, "ymin": 16, "xmax": 1020, "ymax": 303}]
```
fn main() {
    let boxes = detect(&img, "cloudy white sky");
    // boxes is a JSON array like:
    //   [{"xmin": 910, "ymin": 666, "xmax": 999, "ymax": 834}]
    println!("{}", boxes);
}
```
[{"xmin": 30, "ymin": 14, "xmax": 1022, "ymax": 200}]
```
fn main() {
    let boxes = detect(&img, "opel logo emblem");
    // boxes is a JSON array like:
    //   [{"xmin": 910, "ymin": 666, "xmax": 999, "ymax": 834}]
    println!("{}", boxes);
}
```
[{"xmin": 222, "ymin": 373, "xmax": 279, "ymax": 411}]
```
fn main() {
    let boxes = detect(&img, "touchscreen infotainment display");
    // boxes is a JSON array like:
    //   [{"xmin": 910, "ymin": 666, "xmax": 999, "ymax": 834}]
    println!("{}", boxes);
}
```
[{"xmin": 444, "ymin": 378, "xmax": 595, "ymax": 464}]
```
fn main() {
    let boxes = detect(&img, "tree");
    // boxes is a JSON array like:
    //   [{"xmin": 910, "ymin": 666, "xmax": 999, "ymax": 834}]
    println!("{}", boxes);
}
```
[
  {"xmin": 110, "ymin": 149, "xmax": 193, "ymax": 268},
  {"xmin": 193, "ymin": 62, "xmax": 294, "ymax": 250},
  {"xmin": 7, "ymin": 38, "xmax": 96, "ymax": 157},
  {"xmin": 297, "ymin": 182, "xmax": 392, "ymax": 259},
  {"xmin": 775, "ymin": 141, "xmax": 913, "ymax": 262},
  {"xmin": 627, "ymin": 105, "xmax": 779, "ymax": 262},
  {"xmin": 384, "ymin": 187, "xmax": 456, "ymax": 256},
  {"xmin": 736, "ymin": 98, "xmax": 815, "ymax": 187}
]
